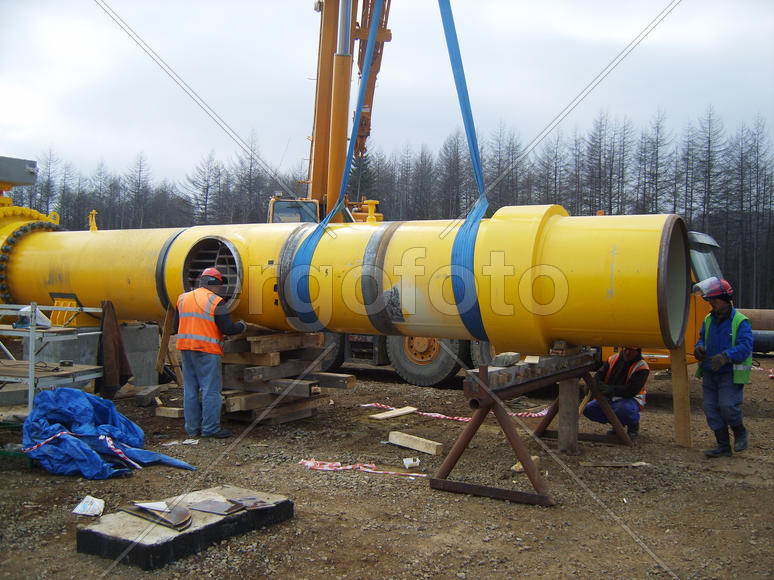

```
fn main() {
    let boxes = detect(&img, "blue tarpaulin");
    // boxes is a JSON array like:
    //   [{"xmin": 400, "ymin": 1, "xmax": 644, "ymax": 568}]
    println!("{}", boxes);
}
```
[{"xmin": 22, "ymin": 388, "xmax": 195, "ymax": 479}]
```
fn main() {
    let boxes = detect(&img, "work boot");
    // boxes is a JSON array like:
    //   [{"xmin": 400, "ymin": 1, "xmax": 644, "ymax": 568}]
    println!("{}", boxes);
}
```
[
  {"xmin": 202, "ymin": 428, "xmax": 233, "ymax": 439},
  {"xmin": 705, "ymin": 428, "xmax": 732, "ymax": 458},
  {"xmin": 731, "ymin": 424, "xmax": 748, "ymax": 452},
  {"xmin": 627, "ymin": 423, "xmax": 640, "ymax": 441}
]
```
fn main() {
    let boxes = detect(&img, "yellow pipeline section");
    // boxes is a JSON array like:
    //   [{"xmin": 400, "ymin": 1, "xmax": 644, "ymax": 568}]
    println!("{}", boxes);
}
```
[{"xmin": 0, "ymin": 204, "xmax": 689, "ymax": 354}]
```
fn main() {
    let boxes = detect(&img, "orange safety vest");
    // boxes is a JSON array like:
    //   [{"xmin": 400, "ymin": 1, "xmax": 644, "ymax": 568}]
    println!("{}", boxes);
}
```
[
  {"xmin": 176, "ymin": 287, "xmax": 224, "ymax": 356},
  {"xmin": 605, "ymin": 352, "xmax": 650, "ymax": 409}
]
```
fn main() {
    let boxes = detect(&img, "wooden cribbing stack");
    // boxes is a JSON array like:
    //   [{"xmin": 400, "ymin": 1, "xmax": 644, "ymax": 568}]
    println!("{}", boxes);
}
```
[
  {"xmin": 156, "ymin": 307, "xmax": 354, "ymax": 425},
  {"xmin": 220, "ymin": 329, "xmax": 354, "ymax": 425}
]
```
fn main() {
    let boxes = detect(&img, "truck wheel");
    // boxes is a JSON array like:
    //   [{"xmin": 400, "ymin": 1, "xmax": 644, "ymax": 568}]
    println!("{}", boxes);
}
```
[
  {"xmin": 320, "ymin": 332, "xmax": 345, "ymax": 372},
  {"xmin": 386, "ymin": 335, "xmax": 465, "ymax": 387},
  {"xmin": 469, "ymin": 340, "xmax": 496, "ymax": 368}
]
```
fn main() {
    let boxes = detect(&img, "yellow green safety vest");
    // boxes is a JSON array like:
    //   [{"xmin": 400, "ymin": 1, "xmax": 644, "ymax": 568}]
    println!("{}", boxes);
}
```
[{"xmin": 696, "ymin": 310, "xmax": 752, "ymax": 384}]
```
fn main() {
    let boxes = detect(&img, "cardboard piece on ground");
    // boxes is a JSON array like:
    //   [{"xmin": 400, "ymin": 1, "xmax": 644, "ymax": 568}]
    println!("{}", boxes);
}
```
[
  {"xmin": 188, "ymin": 499, "xmax": 243, "ymax": 516},
  {"xmin": 388, "ymin": 431, "xmax": 444, "ymax": 455}
]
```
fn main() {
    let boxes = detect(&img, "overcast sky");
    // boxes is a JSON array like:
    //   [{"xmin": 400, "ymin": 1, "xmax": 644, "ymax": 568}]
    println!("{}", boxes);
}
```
[{"xmin": 2, "ymin": 1, "xmax": 772, "ymax": 187}]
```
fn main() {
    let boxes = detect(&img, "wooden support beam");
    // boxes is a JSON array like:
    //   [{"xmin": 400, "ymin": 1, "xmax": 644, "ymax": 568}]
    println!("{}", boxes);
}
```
[
  {"xmin": 557, "ymin": 378, "xmax": 580, "ymax": 454},
  {"xmin": 243, "ymin": 359, "xmax": 321, "ymax": 382},
  {"xmin": 670, "ymin": 342, "xmax": 692, "ymax": 447},
  {"xmin": 155, "ymin": 306, "xmax": 176, "ymax": 375},
  {"xmin": 221, "ymin": 351, "xmax": 281, "ymax": 366},
  {"xmin": 239, "ymin": 379, "xmax": 315, "ymax": 398},
  {"xmin": 135, "ymin": 385, "xmax": 167, "ymax": 407},
  {"xmin": 306, "ymin": 372, "xmax": 356, "ymax": 389},
  {"xmin": 247, "ymin": 332, "xmax": 323, "ymax": 354},
  {"xmin": 223, "ymin": 392, "xmax": 275, "ymax": 413}
]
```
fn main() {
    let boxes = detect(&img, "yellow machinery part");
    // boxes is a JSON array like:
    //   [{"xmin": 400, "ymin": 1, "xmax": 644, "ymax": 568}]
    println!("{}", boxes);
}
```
[{"xmin": 1, "ymin": 204, "xmax": 689, "ymax": 355}]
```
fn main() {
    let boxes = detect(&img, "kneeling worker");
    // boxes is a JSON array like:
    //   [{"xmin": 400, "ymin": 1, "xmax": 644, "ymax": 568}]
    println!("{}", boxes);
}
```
[
  {"xmin": 175, "ymin": 267, "xmax": 246, "ymax": 439},
  {"xmin": 583, "ymin": 346, "xmax": 650, "ymax": 440}
]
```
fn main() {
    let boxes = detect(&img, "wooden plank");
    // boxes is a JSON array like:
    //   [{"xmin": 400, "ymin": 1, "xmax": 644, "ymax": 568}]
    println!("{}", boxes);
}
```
[
  {"xmin": 167, "ymin": 339, "xmax": 184, "ymax": 386},
  {"xmin": 307, "ymin": 372, "xmax": 356, "ymax": 389},
  {"xmin": 240, "ymin": 379, "xmax": 314, "ymax": 398},
  {"xmin": 388, "ymin": 431, "xmax": 443, "ymax": 455},
  {"xmin": 557, "ymin": 378, "xmax": 579, "ymax": 455},
  {"xmin": 243, "ymin": 359, "xmax": 321, "ymax": 382},
  {"xmin": 155, "ymin": 306, "xmax": 176, "ymax": 374},
  {"xmin": 135, "ymin": 385, "xmax": 167, "ymax": 407},
  {"xmin": 226, "ymin": 396, "xmax": 324, "ymax": 423},
  {"xmin": 282, "ymin": 347, "xmax": 325, "ymax": 361},
  {"xmin": 222, "ymin": 338, "xmax": 251, "ymax": 354},
  {"xmin": 247, "ymin": 332, "xmax": 323, "ymax": 354},
  {"xmin": 113, "ymin": 384, "xmax": 140, "ymax": 400},
  {"xmin": 155, "ymin": 407, "xmax": 184, "ymax": 418},
  {"xmin": 221, "ymin": 351, "xmax": 281, "ymax": 366},
  {"xmin": 369, "ymin": 406, "xmax": 417, "ymax": 420},
  {"xmin": 670, "ymin": 342, "xmax": 692, "ymax": 447},
  {"xmin": 223, "ymin": 392, "xmax": 275, "ymax": 413}
]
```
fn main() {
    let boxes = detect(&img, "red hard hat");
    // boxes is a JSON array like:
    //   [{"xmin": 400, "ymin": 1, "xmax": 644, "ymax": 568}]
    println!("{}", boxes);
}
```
[
  {"xmin": 200, "ymin": 267, "xmax": 223, "ymax": 283},
  {"xmin": 695, "ymin": 276, "xmax": 733, "ymax": 300}
]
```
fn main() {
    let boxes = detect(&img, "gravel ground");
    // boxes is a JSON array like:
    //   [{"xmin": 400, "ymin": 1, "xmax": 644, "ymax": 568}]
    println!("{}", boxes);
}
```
[{"xmin": 1, "ymin": 361, "xmax": 773, "ymax": 579}]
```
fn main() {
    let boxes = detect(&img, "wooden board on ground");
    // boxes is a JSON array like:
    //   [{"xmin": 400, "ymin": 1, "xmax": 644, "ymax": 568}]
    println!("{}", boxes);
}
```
[
  {"xmin": 155, "ymin": 406, "xmax": 183, "ymax": 418},
  {"xmin": 247, "ymin": 332, "xmax": 323, "ymax": 354},
  {"xmin": 369, "ymin": 406, "xmax": 417, "ymax": 420},
  {"xmin": 388, "ymin": 431, "xmax": 444, "ymax": 455}
]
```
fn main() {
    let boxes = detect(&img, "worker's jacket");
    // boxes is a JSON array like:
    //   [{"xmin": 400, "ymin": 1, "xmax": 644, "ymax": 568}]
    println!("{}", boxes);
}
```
[
  {"xmin": 176, "ymin": 287, "xmax": 224, "ymax": 356},
  {"xmin": 695, "ymin": 308, "xmax": 753, "ymax": 384},
  {"xmin": 605, "ymin": 352, "xmax": 649, "ymax": 409}
]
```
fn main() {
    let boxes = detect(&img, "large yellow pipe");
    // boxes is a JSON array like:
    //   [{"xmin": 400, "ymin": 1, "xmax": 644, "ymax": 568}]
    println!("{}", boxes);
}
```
[{"xmin": 1, "ymin": 204, "xmax": 689, "ymax": 354}]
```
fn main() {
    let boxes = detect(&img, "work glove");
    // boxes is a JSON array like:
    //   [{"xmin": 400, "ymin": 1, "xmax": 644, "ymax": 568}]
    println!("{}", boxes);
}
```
[
  {"xmin": 693, "ymin": 346, "xmax": 706, "ymax": 361},
  {"xmin": 709, "ymin": 352, "xmax": 730, "ymax": 372},
  {"xmin": 598, "ymin": 382, "xmax": 615, "ymax": 397}
]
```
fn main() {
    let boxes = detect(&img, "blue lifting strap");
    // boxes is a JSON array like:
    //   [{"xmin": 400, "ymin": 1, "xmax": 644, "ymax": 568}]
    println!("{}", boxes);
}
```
[
  {"xmin": 288, "ymin": 0, "xmax": 385, "ymax": 331},
  {"xmin": 439, "ymin": 0, "xmax": 489, "ymax": 341}
]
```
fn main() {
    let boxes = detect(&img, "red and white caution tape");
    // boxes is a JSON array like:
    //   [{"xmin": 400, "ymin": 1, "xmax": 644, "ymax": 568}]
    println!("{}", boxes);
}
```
[
  {"xmin": 299, "ymin": 458, "xmax": 427, "ymax": 478},
  {"xmin": 751, "ymin": 366, "xmax": 774, "ymax": 378},
  {"xmin": 360, "ymin": 402, "xmax": 549, "ymax": 421},
  {"xmin": 21, "ymin": 430, "xmax": 76, "ymax": 453},
  {"xmin": 99, "ymin": 435, "xmax": 142, "ymax": 470}
]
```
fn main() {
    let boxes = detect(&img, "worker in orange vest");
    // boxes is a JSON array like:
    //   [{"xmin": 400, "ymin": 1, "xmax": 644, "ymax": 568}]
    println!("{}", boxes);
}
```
[
  {"xmin": 175, "ymin": 267, "xmax": 246, "ymax": 438},
  {"xmin": 583, "ymin": 347, "xmax": 650, "ymax": 440}
]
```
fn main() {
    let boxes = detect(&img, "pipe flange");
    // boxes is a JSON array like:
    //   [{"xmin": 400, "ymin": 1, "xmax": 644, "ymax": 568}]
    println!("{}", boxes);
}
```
[{"xmin": 0, "ymin": 220, "xmax": 64, "ymax": 304}]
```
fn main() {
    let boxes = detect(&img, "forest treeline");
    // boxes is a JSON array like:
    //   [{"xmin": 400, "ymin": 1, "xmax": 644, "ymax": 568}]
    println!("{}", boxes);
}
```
[{"xmin": 11, "ymin": 107, "xmax": 774, "ymax": 308}]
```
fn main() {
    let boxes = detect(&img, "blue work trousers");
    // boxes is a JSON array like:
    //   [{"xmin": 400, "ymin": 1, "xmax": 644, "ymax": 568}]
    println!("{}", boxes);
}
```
[
  {"xmin": 583, "ymin": 398, "xmax": 641, "ymax": 427},
  {"xmin": 181, "ymin": 350, "xmax": 223, "ymax": 437},
  {"xmin": 702, "ymin": 372, "xmax": 744, "ymax": 430}
]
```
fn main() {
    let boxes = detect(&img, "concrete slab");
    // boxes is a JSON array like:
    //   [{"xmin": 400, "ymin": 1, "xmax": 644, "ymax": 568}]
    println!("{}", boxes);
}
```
[{"xmin": 76, "ymin": 485, "xmax": 293, "ymax": 570}]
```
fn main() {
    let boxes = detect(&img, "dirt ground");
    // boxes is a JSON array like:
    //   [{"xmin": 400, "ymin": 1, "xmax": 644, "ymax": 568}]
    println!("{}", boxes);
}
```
[{"xmin": 1, "ymin": 357, "xmax": 773, "ymax": 579}]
